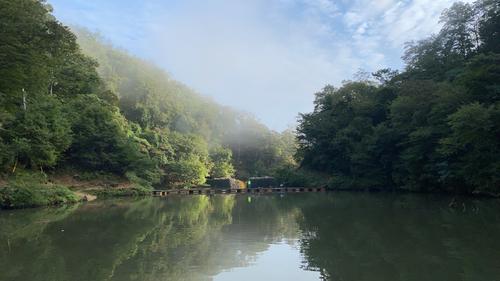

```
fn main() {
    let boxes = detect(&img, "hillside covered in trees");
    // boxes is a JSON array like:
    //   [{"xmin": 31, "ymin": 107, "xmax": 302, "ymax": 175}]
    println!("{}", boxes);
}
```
[
  {"xmin": 0, "ymin": 0, "xmax": 296, "ymax": 192},
  {"xmin": 294, "ymin": 0, "xmax": 500, "ymax": 195},
  {"xmin": 2, "ymin": 0, "xmax": 499, "ymax": 204}
]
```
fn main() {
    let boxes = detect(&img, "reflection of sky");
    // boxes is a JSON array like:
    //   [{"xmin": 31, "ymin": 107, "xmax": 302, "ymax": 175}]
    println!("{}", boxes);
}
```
[
  {"xmin": 212, "ymin": 242, "xmax": 320, "ymax": 281},
  {"xmin": 4, "ymin": 194, "xmax": 500, "ymax": 280},
  {"xmin": 47, "ymin": 0, "xmax": 474, "ymax": 132}
]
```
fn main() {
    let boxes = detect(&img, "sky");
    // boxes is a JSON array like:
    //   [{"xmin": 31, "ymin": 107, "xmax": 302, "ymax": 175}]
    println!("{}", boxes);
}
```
[{"xmin": 47, "ymin": 0, "xmax": 471, "ymax": 132}]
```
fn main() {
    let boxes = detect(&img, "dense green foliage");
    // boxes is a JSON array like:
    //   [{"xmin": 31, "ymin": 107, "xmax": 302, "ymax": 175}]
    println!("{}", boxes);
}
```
[
  {"xmin": 0, "ymin": 172, "xmax": 81, "ymax": 208},
  {"xmin": 273, "ymin": 164, "xmax": 329, "ymax": 187},
  {"xmin": 69, "ymin": 24, "xmax": 297, "ymax": 184},
  {"xmin": 296, "ymin": 0, "xmax": 500, "ymax": 195},
  {"xmin": 0, "ymin": 0, "xmax": 296, "ymax": 194}
]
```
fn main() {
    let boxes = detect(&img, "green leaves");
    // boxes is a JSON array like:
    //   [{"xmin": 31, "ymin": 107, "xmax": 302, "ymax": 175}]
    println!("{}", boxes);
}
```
[
  {"xmin": 438, "ymin": 102, "xmax": 500, "ymax": 194},
  {"xmin": 0, "ymin": 95, "xmax": 71, "ymax": 170},
  {"xmin": 294, "ymin": 0, "xmax": 500, "ymax": 195},
  {"xmin": 297, "ymin": 82, "xmax": 381, "ymax": 179},
  {"xmin": 0, "ymin": 0, "xmax": 77, "ymax": 111},
  {"xmin": 457, "ymin": 53, "xmax": 500, "ymax": 104},
  {"xmin": 209, "ymin": 146, "xmax": 235, "ymax": 178},
  {"xmin": 64, "ymin": 95, "xmax": 157, "ymax": 181}
]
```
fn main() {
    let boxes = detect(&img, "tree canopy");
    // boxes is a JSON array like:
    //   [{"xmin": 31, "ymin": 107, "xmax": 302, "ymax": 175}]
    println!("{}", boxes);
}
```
[
  {"xmin": 296, "ymin": 0, "xmax": 500, "ymax": 195},
  {"xmin": 0, "ymin": 0, "xmax": 295, "ymax": 188}
]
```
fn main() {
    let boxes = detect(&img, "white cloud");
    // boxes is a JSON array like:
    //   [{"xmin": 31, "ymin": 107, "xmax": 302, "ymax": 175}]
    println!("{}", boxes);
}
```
[{"xmin": 344, "ymin": 11, "xmax": 363, "ymax": 27}]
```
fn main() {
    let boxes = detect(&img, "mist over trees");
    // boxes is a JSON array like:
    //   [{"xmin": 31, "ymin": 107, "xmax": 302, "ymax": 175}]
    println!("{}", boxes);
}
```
[
  {"xmin": 295, "ymin": 0, "xmax": 500, "ymax": 195},
  {"xmin": 0, "ymin": 0, "xmax": 295, "ymax": 187},
  {"xmin": 3, "ymin": 0, "xmax": 497, "ymax": 195}
]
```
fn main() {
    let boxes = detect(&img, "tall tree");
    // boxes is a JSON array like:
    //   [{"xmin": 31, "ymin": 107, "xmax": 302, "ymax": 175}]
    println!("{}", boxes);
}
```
[{"xmin": 0, "ymin": 0, "xmax": 77, "ymax": 112}]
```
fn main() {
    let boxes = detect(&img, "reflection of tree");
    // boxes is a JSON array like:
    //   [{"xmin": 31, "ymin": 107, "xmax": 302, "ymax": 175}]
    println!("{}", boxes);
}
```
[
  {"xmin": 111, "ymin": 195, "xmax": 237, "ymax": 281},
  {"xmin": 209, "ymin": 194, "xmax": 303, "ymax": 271},
  {"xmin": 0, "ymin": 196, "xmax": 236, "ymax": 281},
  {"xmin": 0, "ymin": 204, "xmax": 81, "ymax": 240},
  {"xmin": 4, "ymin": 193, "xmax": 500, "ymax": 281},
  {"xmin": 113, "ymin": 194, "xmax": 303, "ymax": 280},
  {"xmin": 296, "ymin": 192, "xmax": 500, "ymax": 281},
  {"xmin": 0, "ymin": 193, "xmax": 306, "ymax": 281},
  {"xmin": 0, "ymin": 204, "xmax": 81, "ymax": 281}
]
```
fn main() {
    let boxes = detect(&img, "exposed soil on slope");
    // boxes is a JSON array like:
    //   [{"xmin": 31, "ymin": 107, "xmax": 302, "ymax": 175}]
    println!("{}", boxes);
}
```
[{"xmin": 50, "ymin": 174, "xmax": 135, "ymax": 201}]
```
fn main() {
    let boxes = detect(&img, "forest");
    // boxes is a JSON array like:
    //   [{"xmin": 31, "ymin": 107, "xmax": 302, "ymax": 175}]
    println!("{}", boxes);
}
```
[
  {"xmin": 0, "ymin": 0, "xmax": 296, "ymax": 201},
  {"xmin": 1, "ymin": 0, "xmax": 499, "ymax": 207},
  {"xmin": 292, "ymin": 0, "xmax": 500, "ymax": 195}
]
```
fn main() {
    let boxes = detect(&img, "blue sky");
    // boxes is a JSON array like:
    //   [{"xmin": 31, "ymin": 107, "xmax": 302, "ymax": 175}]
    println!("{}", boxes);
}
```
[{"xmin": 47, "ymin": 0, "xmax": 471, "ymax": 132}]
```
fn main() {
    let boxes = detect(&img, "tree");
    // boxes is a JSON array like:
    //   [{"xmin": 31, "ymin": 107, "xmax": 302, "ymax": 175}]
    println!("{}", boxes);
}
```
[
  {"xmin": 64, "ymin": 94, "xmax": 155, "ymax": 179},
  {"xmin": 438, "ymin": 102, "xmax": 500, "ymax": 194},
  {"xmin": 0, "ymin": 0, "xmax": 77, "ymax": 112},
  {"xmin": 456, "ymin": 53, "xmax": 500, "ymax": 104},
  {"xmin": 209, "ymin": 146, "xmax": 235, "ymax": 178},
  {"xmin": 439, "ymin": 1, "xmax": 480, "ymax": 58},
  {"xmin": 0, "ymin": 96, "xmax": 71, "ymax": 170},
  {"xmin": 52, "ymin": 52, "xmax": 118, "ymax": 105},
  {"xmin": 296, "ymin": 82, "xmax": 396, "ymax": 189},
  {"xmin": 478, "ymin": 0, "xmax": 500, "ymax": 54}
]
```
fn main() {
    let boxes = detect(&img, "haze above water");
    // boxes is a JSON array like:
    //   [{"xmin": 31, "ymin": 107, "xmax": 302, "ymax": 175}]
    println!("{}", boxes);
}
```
[{"xmin": 1, "ymin": 192, "xmax": 500, "ymax": 281}]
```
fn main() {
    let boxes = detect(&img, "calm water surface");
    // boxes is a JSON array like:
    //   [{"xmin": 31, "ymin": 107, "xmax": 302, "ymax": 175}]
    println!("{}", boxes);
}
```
[{"xmin": 1, "ymin": 192, "xmax": 500, "ymax": 281}]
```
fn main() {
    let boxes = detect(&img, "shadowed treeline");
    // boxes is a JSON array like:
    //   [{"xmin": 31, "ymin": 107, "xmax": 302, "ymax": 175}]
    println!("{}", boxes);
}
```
[{"xmin": 294, "ymin": 0, "xmax": 500, "ymax": 195}]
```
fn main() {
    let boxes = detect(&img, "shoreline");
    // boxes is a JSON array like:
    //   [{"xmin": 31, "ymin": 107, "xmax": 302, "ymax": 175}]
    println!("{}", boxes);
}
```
[{"xmin": 0, "ymin": 173, "xmax": 152, "ymax": 209}]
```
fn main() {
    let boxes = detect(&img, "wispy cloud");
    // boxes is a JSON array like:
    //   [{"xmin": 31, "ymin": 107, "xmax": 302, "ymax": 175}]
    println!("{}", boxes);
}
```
[{"xmin": 48, "ymin": 0, "xmax": 470, "ymax": 131}]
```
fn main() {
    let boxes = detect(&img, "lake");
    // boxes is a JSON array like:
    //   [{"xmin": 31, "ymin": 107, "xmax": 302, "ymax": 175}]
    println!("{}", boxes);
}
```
[{"xmin": 1, "ymin": 192, "xmax": 500, "ymax": 281}]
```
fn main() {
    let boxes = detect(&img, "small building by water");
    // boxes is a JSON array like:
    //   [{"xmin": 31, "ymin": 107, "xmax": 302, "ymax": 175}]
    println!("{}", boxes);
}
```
[
  {"xmin": 206, "ymin": 178, "xmax": 239, "ymax": 189},
  {"xmin": 248, "ymin": 176, "xmax": 276, "ymax": 188}
]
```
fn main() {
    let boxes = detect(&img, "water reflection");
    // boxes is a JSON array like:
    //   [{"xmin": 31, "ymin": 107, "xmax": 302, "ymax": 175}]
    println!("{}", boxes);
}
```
[
  {"xmin": 1, "ymin": 192, "xmax": 500, "ymax": 281},
  {"xmin": 296, "ymin": 193, "xmax": 500, "ymax": 281}
]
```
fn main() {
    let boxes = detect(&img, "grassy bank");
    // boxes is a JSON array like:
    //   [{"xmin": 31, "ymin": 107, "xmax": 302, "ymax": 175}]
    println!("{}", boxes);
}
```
[
  {"xmin": 0, "ymin": 181, "xmax": 82, "ymax": 209},
  {"xmin": 85, "ymin": 185, "xmax": 152, "ymax": 197},
  {"xmin": 0, "ymin": 172, "xmax": 154, "ymax": 209}
]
